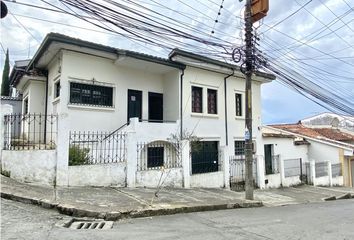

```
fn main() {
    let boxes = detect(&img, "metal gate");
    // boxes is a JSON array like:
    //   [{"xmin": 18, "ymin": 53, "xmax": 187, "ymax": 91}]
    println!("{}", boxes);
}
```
[
  {"xmin": 283, "ymin": 158, "xmax": 309, "ymax": 184},
  {"xmin": 229, "ymin": 156, "xmax": 257, "ymax": 191}
]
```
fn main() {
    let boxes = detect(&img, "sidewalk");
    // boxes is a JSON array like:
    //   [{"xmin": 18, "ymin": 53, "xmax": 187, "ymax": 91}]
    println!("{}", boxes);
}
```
[
  {"xmin": 255, "ymin": 185, "xmax": 354, "ymax": 207},
  {"xmin": 0, "ymin": 175, "xmax": 261, "ymax": 220}
]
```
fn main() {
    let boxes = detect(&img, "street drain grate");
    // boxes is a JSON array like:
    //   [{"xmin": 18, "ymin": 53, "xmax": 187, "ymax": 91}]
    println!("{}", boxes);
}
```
[{"xmin": 65, "ymin": 219, "xmax": 114, "ymax": 230}]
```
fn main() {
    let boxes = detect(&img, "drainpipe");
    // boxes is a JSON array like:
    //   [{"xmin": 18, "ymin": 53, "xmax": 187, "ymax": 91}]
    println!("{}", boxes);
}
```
[
  {"xmin": 180, "ymin": 69, "xmax": 185, "ymax": 140},
  {"xmin": 44, "ymin": 70, "xmax": 49, "ymax": 144},
  {"xmin": 224, "ymin": 69, "xmax": 234, "ymax": 146}
]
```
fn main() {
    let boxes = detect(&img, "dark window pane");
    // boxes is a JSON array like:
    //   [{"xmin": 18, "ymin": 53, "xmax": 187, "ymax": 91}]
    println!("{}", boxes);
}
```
[
  {"xmin": 55, "ymin": 81, "xmax": 60, "ymax": 98},
  {"xmin": 69, "ymin": 82, "xmax": 113, "ymax": 107},
  {"xmin": 147, "ymin": 147, "xmax": 164, "ymax": 168},
  {"xmin": 24, "ymin": 99, "xmax": 28, "ymax": 114},
  {"xmin": 207, "ymin": 89, "xmax": 217, "ymax": 114},
  {"xmin": 236, "ymin": 93, "xmax": 242, "ymax": 116},
  {"xmin": 192, "ymin": 86, "xmax": 203, "ymax": 113}
]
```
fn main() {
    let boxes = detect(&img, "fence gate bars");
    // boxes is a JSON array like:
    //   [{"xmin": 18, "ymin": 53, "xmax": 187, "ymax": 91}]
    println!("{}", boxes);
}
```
[
  {"xmin": 68, "ymin": 131, "xmax": 127, "ymax": 165},
  {"xmin": 136, "ymin": 141, "xmax": 181, "ymax": 171},
  {"xmin": 229, "ymin": 155, "xmax": 258, "ymax": 192},
  {"xmin": 3, "ymin": 114, "xmax": 58, "ymax": 150}
]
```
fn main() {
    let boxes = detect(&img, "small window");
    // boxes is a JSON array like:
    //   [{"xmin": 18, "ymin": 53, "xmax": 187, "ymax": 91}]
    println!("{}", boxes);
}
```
[
  {"xmin": 69, "ymin": 82, "xmax": 113, "ymax": 107},
  {"xmin": 235, "ymin": 93, "xmax": 242, "ymax": 116},
  {"xmin": 23, "ymin": 98, "xmax": 29, "ymax": 114},
  {"xmin": 192, "ymin": 86, "xmax": 203, "ymax": 113},
  {"xmin": 147, "ymin": 147, "xmax": 164, "ymax": 168},
  {"xmin": 54, "ymin": 81, "xmax": 60, "ymax": 98},
  {"xmin": 207, "ymin": 89, "xmax": 217, "ymax": 114},
  {"xmin": 234, "ymin": 140, "xmax": 245, "ymax": 156},
  {"xmin": 235, "ymin": 140, "xmax": 256, "ymax": 156}
]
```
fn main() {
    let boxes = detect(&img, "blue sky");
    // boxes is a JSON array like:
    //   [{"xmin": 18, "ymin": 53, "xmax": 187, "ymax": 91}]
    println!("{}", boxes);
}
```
[{"xmin": 1, "ymin": 0, "xmax": 353, "ymax": 124}]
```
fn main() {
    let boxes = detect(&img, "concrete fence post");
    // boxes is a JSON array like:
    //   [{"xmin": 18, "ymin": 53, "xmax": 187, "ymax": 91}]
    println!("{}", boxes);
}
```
[
  {"xmin": 55, "ymin": 113, "xmax": 70, "ymax": 186},
  {"xmin": 181, "ymin": 140, "xmax": 190, "ymax": 188},
  {"xmin": 126, "ymin": 131, "xmax": 137, "ymax": 188},
  {"xmin": 221, "ymin": 145, "xmax": 230, "ymax": 189},
  {"xmin": 0, "ymin": 105, "xmax": 13, "ymax": 163},
  {"xmin": 327, "ymin": 161, "xmax": 333, "ymax": 187},
  {"xmin": 310, "ymin": 159, "xmax": 316, "ymax": 186},
  {"xmin": 257, "ymin": 155, "xmax": 266, "ymax": 189},
  {"xmin": 279, "ymin": 154, "xmax": 286, "ymax": 187}
]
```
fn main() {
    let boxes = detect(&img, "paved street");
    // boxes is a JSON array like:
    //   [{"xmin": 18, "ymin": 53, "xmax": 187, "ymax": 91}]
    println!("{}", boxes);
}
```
[{"xmin": 2, "ymin": 198, "xmax": 354, "ymax": 240}]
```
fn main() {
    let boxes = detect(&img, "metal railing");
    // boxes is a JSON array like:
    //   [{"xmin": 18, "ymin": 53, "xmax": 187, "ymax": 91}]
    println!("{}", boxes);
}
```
[
  {"xmin": 315, "ymin": 161, "xmax": 328, "ymax": 178},
  {"xmin": 137, "ymin": 141, "xmax": 181, "ymax": 171},
  {"xmin": 331, "ymin": 163, "xmax": 342, "ymax": 177},
  {"xmin": 229, "ymin": 155, "xmax": 258, "ymax": 191},
  {"xmin": 265, "ymin": 154, "xmax": 280, "ymax": 175},
  {"xmin": 284, "ymin": 158, "xmax": 303, "ymax": 177},
  {"xmin": 3, "ymin": 113, "xmax": 57, "ymax": 150},
  {"xmin": 68, "ymin": 131, "xmax": 126, "ymax": 166}
]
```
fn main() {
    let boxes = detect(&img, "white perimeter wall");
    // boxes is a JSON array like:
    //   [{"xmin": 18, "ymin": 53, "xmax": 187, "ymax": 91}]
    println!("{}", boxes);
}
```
[
  {"xmin": 68, "ymin": 163, "xmax": 126, "ymax": 187},
  {"xmin": 190, "ymin": 171, "xmax": 224, "ymax": 188},
  {"xmin": 136, "ymin": 168, "xmax": 183, "ymax": 188},
  {"xmin": 1, "ymin": 150, "xmax": 56, "ymax": 185}
]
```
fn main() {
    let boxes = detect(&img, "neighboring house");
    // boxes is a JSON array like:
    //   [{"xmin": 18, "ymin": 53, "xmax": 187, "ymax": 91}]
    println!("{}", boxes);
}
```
[
  {"xmin": 262, "ymin": 122, "xmax": 354, "ymax": 188},
  {"xmin": 301, "ymin": 112, "xmax": 354, "ymax": 137},
  {"xmin": 0, "ymin": 96, "xmax": 22, "ymax": 115},
  {"xmin": 0, "ymin": 33, "xmax": 275, "ymax": 188}
]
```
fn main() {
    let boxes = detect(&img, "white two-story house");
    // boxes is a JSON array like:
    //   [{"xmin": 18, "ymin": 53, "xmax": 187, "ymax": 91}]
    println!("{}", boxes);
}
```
[{"xmin": 3, "ymin": 33, "xmax": 275, "ymax": 188}]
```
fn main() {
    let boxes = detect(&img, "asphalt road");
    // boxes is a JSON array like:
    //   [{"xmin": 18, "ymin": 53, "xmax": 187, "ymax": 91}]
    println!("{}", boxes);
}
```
[{"xmin": 1, "ymin": 198, "xmax": 354, "ymax": 240}]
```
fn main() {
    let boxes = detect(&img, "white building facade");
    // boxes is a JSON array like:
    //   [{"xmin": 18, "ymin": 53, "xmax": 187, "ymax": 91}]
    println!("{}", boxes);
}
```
[{"xmin": 1, "ymin": 33, "xmax": 275, "ymax": 189}]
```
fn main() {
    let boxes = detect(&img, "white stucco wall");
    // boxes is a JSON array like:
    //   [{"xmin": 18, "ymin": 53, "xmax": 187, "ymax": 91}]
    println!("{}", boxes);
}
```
[
  {"xmin": 308, "ymin": 140, "xmax": 340, "ymax": 164},
  {"xmin": 163, "ymin": 70, "xmax": 180, "ymax": 122},
  {"xmin": 332, "ymin": 176, "xmax": 344, "ymax": 186},
  {"xmin": 315, "ymin": 175, "xmax": 330, "ymax": 186},
  {"xmin": 1, "ymin": 150, "xmax": 56, "ymax": 185},
  {"xmin": 190, "ymin": 171, "xmax": 224, "ymax": 188},
  {"xmin": 282, "ymin": 176, "xmax": 302, "ymax": 187},
  {"xmin": 264, "ymin": 173, "xmax": 281, "ymax": 188},
  {"xmin": 68, "ymin": 163, "xmax": 126, "ymax": 187},
  {"xmin": 263, "ymin": 137, "xmax": 309, "ymax": 162},
  {"xmin": 136, "ymin": 168, "xmax": 183, "ymax": 188}
]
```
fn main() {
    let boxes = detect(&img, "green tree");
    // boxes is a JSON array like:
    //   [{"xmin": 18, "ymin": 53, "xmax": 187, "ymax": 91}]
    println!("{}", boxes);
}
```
[{"xmin": 1, "ymin": 49, "xmax": 10, "ymax": 96}]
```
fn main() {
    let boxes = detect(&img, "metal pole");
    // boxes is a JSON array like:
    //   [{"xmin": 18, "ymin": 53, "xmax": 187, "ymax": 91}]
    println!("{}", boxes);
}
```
[{"xmin": 244, "ymin": 0, "xmax": 254, "ymax": 200}]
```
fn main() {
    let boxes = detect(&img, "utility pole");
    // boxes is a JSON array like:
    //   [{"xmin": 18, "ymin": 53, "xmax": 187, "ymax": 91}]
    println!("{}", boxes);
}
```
[
  {"xmin": 244, "ymin": 0, "xmax": 254, "ymax": 200},
  {"xmin": 243, "ymin": 0, "xmax": 269, "ymax": 200}
]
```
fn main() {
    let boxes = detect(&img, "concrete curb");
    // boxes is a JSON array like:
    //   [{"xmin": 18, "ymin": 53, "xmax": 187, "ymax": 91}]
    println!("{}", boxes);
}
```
[{"xmin": 1, "ymin": 191, "xmax": 263, "ymax": 221}]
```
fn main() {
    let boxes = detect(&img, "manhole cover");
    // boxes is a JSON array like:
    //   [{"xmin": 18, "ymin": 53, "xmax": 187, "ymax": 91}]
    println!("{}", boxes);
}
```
[{"xmin": 62, "ymin": 219, "xmax": 113, "ymax": 230}]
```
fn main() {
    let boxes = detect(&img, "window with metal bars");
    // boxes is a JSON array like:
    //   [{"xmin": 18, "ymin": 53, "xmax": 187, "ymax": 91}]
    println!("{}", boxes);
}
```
[
  {"xmin": 235, "ymin": 93, "xmax": 242, "ymax": 116},
  {"xmin": 192, "ymin": 86, "xmax": 203, "ymax": 113},
  {"xmin": 235, "ymin": 140, "xmax": 245, "ymax": 156},
  {"xmin": 207, "ymin": 89, "xmax": 217, "ymax": 114},
  {"xmin": 69, "ymin": 82, "xmax": 113, "ymax": 107},
  {"xmin": 235, "ymin": 140, "xmax": 256, "ymax": 156}
]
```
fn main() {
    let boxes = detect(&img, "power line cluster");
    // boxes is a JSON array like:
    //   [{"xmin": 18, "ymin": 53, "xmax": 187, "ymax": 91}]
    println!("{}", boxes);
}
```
[
  {"xmin": 2, "ymin": 0, "xmax": 354, "ymax": 116},
  {"xmin": 53, "ymin": 0, "xmax": 240, "ymax": 59}
]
